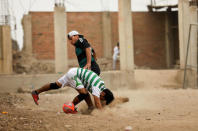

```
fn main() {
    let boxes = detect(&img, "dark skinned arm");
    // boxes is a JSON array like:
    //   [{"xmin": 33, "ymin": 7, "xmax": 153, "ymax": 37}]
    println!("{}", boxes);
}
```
[
  {"xmin": 84, "ymin": 47, "xmax": 92, "ymax": 69},
  {"xmin": 93, "ymin": 95, "xmax": 102, "ymax": 109}
]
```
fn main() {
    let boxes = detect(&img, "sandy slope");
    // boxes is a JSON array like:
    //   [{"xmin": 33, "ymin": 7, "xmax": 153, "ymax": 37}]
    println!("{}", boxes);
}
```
[{"xmin": 1, "ymin": 88, "xmax": 198, "ymax": 131}]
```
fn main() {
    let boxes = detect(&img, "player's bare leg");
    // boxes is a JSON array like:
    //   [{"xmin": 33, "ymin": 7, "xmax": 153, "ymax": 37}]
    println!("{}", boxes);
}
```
[
  {"xmin": 36, "ymin": 83, "xmax": 51, "ymax": 94},
  {"xmin": 31, "ymin": 82, "xmax": 62, "ymax": 105},
  {"xmin": 31, "ymin": 83, "xmax": 51, "ymax": 105},
  {"xmin": 72, "ymin": 93, "xmax": 94, "ymax": 108}
]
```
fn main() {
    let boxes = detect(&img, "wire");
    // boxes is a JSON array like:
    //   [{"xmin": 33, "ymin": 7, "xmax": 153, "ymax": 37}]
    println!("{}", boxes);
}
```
[{"xmin": 0, "ymin": 0, "xmax": 10, "ymax": 25}]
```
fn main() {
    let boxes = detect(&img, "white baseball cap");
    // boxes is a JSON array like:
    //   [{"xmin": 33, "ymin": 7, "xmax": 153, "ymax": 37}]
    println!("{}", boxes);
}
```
[{"xmin": 67, "ymin": 30, "xmax": 80, "ymax": 39}]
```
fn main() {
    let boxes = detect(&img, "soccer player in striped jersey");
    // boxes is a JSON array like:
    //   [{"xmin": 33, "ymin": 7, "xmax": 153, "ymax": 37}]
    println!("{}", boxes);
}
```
[{"xmin": 31, "ymin": 68, "xmax": 114, "ymax": 110}]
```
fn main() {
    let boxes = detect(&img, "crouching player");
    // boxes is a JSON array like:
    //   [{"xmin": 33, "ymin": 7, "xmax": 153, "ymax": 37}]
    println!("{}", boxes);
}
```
[{"xmin": 31, "ymin": 68, "xmax": 114, "ymax": 110}]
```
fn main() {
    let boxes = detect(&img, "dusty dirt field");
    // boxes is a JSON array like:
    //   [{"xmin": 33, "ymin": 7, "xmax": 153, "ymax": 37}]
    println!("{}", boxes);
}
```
[{"xmin": 1, "ymin": 88, "xmax": 198, "ymax": 131}]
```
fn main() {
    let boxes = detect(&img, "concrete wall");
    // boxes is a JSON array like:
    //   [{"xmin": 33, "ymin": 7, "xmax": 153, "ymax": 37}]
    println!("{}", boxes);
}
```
[
  {"xmin": 0, "ymin": 26, "xmax": 13, "ymax": 74},
  {"xmin": 29, "ymin": 12, "xmax": 179, "ymax": 69},
  {"xmin": 0, "ymin": 70, "xmax": 182, "ymax": 93},
  {"xmin": 178, "ymin": 0, "xmax": 198, "ymax": 69},
  {"xmin": 178, "ymin": 0, "xmax": 198, "ymax": 88},
  {"xmin": 135, "ymin": 70, "xmax": 182, "ymax": 89}
]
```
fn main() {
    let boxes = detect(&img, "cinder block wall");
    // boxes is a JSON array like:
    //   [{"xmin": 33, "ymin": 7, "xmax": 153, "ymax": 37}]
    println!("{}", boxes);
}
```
[{"xmin": 30, "ymin": 11, "xmax": 178, "ymax": 69}]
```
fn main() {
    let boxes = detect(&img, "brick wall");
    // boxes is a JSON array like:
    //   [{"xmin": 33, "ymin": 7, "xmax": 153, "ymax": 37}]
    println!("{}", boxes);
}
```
[
  {"xmin": 133, "ymin": 12, "xmax": 166, "ymax": 68},
  {"xmin": 67, "ymin": 12, "xmax": 103, "ymax": 59},
  {"xmin": 31, "ymin": 12, "xmax": 55, "ymax": 59},
  {"xmin": 30, "ymin": 11, "xmax": 178, "ymax": 68}
]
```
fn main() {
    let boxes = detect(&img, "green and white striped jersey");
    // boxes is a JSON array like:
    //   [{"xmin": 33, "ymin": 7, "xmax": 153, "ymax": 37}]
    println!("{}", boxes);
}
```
[{"xmin": 58, "ymin": 68, "xmax": 106, "ymax": 97}]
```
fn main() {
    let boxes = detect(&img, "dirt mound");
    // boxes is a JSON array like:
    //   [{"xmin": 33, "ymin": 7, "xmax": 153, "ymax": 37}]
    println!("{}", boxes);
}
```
[{"xmin": 13, "ymin": 51, "xmax": 54, "ymax": 74}]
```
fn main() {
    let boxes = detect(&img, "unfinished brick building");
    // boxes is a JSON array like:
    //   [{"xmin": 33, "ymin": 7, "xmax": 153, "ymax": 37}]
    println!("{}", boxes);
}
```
[{"xmin": 23, "ymin": 11, "xmax": 178, "ymax": 71}]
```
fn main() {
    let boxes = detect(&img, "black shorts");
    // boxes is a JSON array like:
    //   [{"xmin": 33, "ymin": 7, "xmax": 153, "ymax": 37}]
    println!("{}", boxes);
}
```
[{"xmin": 91, "ymin": 61, "xmax": 100, "ymax": 76}]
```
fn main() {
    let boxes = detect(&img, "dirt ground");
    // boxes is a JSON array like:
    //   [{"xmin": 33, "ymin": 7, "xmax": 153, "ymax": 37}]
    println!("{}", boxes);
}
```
[{"xmin": 1, "ymin": 88, "xmax": 198, "ymax": 131}]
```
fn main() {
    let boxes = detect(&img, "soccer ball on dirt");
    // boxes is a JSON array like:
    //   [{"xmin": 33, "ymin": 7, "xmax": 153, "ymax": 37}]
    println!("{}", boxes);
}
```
[{"xmin": 62, "ymin": 102, "xmax": 77, "ymax": 114}]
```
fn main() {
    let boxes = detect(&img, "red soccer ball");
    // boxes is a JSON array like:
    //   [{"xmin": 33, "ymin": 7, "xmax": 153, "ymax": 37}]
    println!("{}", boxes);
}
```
[{"xmin": 62, "ymin": 102, "xmax": 77, "ymax": 114}]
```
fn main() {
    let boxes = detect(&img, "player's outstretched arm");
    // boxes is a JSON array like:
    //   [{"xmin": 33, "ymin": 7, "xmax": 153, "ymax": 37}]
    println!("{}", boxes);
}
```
[{"xmin": 93, "ymin": 95, "xmax": 102, "ymax": 109}]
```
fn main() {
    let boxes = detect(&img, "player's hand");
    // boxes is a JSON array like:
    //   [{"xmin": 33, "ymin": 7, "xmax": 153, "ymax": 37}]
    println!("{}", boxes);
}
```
[
  {"xmin": 83, "ymin": 63, "xmax": 91, "ymax": 70},
  {"xmin": 74, "ymin": 107, "xmax": 78, "ymax": 113}
]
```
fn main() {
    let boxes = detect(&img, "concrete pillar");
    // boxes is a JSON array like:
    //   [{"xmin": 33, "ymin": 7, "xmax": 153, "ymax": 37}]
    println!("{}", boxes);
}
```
[
  {"xmin": 0, "ymin": 26, "xmax": 13, "ymax": 74},
  {"xmin": 178, "ymin": 0, "xmax": 198, "ymax": 69},
  {"xmin": 102, "ymin": 12, "xmax": 112, "ymax": 58},
  {"xmin": 118, "ymin": 0, "xmax": 134, "ymax": 71},
  {"xmin": 165, "ymin": 13, "xmax": 174, "ymax": 68},
  {"xmin": 179, "ymin": 0, "xmax": 198, "ymax": 88},
  {"xmin": 22, "ymin": 14, "xmax": 32, "ymax": 54},
  {"xmin": 54, "ymin": 6, "xmax": 68, "ymax": 73}
]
